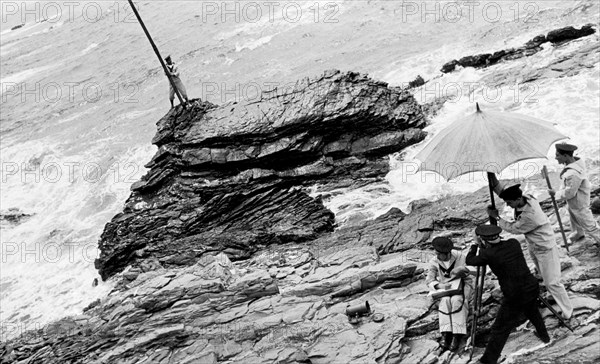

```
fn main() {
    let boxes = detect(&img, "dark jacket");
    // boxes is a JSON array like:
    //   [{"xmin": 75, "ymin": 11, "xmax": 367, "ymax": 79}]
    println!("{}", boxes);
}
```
[{"xmin": 466, "ymin": 238, "xmax": 538, "ymax": 303}]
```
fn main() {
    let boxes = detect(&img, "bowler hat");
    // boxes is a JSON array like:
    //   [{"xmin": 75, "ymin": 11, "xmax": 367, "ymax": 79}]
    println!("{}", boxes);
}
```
[
  {"xmin": 555, "ymin": 143, "xmax": 577, "ymax": 153},
  {"xmin": 475, "ymin": 224, "xmax": 502, "ymax": 240},
  {"xmin": 432, "ymin": 237, "xmax": 453, "ymax": 253},
  {"xmin": 499, "ymin": 184, "xmax": 522, "ymax": 200}
]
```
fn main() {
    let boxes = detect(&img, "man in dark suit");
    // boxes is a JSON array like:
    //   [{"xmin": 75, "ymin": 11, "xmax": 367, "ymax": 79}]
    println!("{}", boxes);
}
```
[{"xmin": 466, "ymin": 224, "xmax": 550, "ymax": 364}]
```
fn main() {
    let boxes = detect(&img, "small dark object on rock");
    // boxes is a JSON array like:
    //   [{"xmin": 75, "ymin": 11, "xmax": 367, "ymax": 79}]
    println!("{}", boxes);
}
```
[
  {"xmin": 92, "ymin": 278, "xmax": 98, "ymax": 287},
  {"xmin": 408, "ymin": 75, "xmax": 425, "ymax": 88},
  {"xmin": 591, "ymin": 197, "xmax": 600, "ymax": 214}
]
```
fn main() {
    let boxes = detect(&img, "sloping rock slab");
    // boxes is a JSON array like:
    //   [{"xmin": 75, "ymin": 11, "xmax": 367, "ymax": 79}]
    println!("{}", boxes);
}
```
[{"xmin": 95, "ymin": 70, "xmax": 427, "ymax": 280}]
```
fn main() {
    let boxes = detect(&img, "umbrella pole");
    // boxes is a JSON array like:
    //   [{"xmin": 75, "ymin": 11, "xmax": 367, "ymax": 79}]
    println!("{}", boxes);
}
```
[
  {"xmin": 541, "ymin": 166, "xmax": 570, "ymax": 253},
  {"xmin": 487, "ymin": 172, "xmax": 498, "ymax": 226},
  {"xmin": 469, "ymin": 172, "xmax": 496, "ymax": 359}
]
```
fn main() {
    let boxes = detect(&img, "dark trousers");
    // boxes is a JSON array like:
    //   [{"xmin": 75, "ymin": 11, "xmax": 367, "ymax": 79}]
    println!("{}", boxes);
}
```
[{"xmin": 479, "ymin": 297, "xmax": 548, "ymax": 364}]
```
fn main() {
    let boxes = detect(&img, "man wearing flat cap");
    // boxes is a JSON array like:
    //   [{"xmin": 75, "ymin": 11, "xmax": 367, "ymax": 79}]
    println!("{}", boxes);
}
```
[
  {"xmin": 164, "ymin": 55, "xmax": 190, "ymax": 108},
  {"xmin": 487, "ymin": 174, "xmax": 573, "ymax": 321},
  {"xmin": 549, "ymin": 143, "xmax": 600, "ymax": 245},
  {"xmin": 467, "ymin": 225, "xmax": 549, "ymax": 364},
  {"xmin": 426, "ymin": 237, "xmax": 474, "ymax": 352}
]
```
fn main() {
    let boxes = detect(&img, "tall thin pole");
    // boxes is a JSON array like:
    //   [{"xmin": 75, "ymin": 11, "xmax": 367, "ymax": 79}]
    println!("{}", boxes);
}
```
[
  {"xmin": 127, "ymin": 0, "xmax": 186, "ymax": 109},
  {"xmin": 469, "ymin": 172, "xmax": 496, "ymax": 359},
  {"xmin": 542, "ymin": 165, "xmax": 569, "ymax": 252}
]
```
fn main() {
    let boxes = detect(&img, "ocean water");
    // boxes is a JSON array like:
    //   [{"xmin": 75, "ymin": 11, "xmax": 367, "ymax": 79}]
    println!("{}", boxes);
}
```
[{"xmin": 1, "ymin": 1, "xmax": 598, "ymax": 340}]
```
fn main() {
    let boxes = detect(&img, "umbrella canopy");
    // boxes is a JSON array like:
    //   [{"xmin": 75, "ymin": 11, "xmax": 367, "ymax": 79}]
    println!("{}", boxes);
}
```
[{"xmin": 415, "ymin": 103, "xmax": 568, "ymax": 181}]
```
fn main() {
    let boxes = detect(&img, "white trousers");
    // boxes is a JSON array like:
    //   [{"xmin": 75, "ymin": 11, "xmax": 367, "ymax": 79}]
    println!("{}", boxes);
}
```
[
  {"xmin": 529, "ymin": 244, "xmax": 573, "ymax": 319},
  {"xmin": 569, "ymin": 206, "xmax": 600, "ymax": 244}
]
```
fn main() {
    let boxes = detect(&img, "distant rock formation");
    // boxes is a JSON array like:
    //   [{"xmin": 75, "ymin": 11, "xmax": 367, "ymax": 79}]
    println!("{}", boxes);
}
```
[
  {"xmin": 95, "ymin": 70, "xmax": 427, "ymax": 280},
  {"xmin": 0, "ymin": 208, "xmax": 33, "ymax": 229},
  {"xmin": 441, "ymin": 24, "xmax": 596, "ymax": 73}
]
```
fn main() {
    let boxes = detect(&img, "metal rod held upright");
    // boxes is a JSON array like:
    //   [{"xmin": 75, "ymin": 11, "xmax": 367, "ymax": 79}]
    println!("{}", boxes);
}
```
[
  {"xmin": 542, "ymin": 165, "xmax": 569, "ymax": 252},
  {"xmin": 127, "ymin": 0, "xmax": 186, "ymax": 109}
]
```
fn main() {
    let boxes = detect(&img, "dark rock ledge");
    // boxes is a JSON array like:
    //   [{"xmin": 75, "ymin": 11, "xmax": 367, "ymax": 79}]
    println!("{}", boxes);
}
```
[
  {"xmin": 95, "ymin": 70, "xmax": 427, "ymax": 280},
  {"xmin": 441, "ymin": 24, "xmax": 596, "ymax": 73}
]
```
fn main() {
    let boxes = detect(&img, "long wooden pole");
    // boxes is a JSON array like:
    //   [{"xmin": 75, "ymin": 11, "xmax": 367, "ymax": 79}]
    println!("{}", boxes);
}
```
[
  {"xmin": 469, "ymin": 173, "xmax": 496, "ymax": 359},
  {"xmin": 127, "ymin": 0, "xmax": 186, "ymax": 109},
  {"xmin": 542, "ymin": 166, "xmax": 569, "ymax": 252}
]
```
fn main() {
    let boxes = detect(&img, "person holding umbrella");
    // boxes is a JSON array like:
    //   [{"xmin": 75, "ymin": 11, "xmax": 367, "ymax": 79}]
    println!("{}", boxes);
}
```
[
  {"xmin": 549, "ymin": 143, "xmax": 600, "ymax": 245},
  {"xmin": 426, "ymin": 237, "xmax": 474, "ymax": 352},
  {"xmin": 486, "ymin": 176, "xmax": 573, "ymax": 321},
  {"xmin": 466, "ymin": 224, "xmax": 550, "ymax": 364}
]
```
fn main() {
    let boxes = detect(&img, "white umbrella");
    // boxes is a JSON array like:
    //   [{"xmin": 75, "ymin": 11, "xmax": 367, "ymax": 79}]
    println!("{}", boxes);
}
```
[{"xmin": 415, "ymin": 103, "xmax": 568, "ymax": 181}]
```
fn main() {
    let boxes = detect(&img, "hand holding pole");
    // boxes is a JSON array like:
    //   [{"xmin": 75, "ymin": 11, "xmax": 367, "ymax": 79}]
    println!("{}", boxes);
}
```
[{"xmin": 542, "ymin": 166, "xmax": 569, "ymax": 252}]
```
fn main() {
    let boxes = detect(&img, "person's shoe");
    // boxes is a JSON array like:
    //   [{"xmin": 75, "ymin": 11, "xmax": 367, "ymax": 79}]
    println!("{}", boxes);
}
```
[
  {"xmin": 450, "ymin": 333, "xmax": 464, "ymax": 352},
  {"xmin": 563, "ymin": 315, "xmax": 579, "ymax": 329},
  {"xmin": 440, "ymin": 332, "xmax": 453, "ymax": 350},
  {"xmin": 534, "ymin": 330, "xmax": 550, "ymax": 343},
  {"xmin": 569, "ymin": 232, "xmax": 585, "ymax": 242}
]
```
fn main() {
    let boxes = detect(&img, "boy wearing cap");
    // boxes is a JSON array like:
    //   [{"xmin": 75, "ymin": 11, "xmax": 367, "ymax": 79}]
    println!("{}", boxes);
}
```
[
  {"xmin": 426, "ymin": 237, "xmax": 474, "ymax": 352},
  {"xmin": 164, "ymin": 55, "xmax": 190, "ymax": 108},
  {"xmin": 549, "ymin": 143, "xmax": 600, "ymax": 245},
  {"xmin": 466, "ymin": 225, "xmax": 549, "ymax": 364},
  {"xmin": 487, "ymin": 174, "xmax": 573, "ymax": 320}
]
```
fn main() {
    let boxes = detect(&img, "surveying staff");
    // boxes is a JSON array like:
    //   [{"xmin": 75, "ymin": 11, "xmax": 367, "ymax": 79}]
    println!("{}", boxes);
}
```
[
  {"xmin": 466, "ymin": 224, "xmax": 549, "ymax": 364},
  {"xmin": 426, "ymin": 237, "xmax": 474, "ymax": 351},
  {"xmin": 549, "ymin": 143, "xmax": 600, "ymax": 245},
  {"xmin": 487, "ymin": 175, "xmax": 573, "ymax": 321}
]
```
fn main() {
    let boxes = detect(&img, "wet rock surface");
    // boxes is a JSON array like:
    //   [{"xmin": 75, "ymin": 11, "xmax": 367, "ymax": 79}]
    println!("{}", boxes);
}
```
[
  {"xmin": 95, "ymin": 70, "xmax": 427, "ymax": 280},
  {"xmin": 440, "ymin": 24, "xmax": 596, "ymax": 73},
  {"xmin": 4, "ymin": 61, "xmax": 600, "ymax": 363},
  {"xmin": 3, "ymin": 179, "xmax": 599, "ymax": 364}
]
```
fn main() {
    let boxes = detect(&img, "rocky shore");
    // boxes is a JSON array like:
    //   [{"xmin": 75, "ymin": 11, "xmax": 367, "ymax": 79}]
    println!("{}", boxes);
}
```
[
  {"xmin": 3, "ymin": 178, "xmax": 599, "ymax": 363},
  {"xmin": 3, "ymin": 31, "xmax": 600, "ymax": 362}
]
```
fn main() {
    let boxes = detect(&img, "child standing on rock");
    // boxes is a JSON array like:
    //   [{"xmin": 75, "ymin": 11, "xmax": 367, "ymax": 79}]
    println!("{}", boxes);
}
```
[{"xmin": 426, "ymin": 237, "xmax": 474, "ymax": 352}]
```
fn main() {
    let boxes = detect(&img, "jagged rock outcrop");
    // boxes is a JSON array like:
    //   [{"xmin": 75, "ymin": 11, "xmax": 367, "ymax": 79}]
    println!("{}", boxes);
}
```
[
  {"xmin": 95, "ymin": 70, "xmax": 427, "ymax": 280},
  {"xmin": 4, "ymin": 181, "xmax": 600, "ymax": 364},
  {"xmin": 440, "ymin": 24, "xmax": 596, "ymax": 73}
]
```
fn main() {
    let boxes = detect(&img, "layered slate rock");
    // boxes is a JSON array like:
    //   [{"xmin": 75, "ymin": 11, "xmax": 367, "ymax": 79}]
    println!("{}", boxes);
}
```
[{"xmin": 95, "ymin": 70, "xmax": 427, "ymax": 280}]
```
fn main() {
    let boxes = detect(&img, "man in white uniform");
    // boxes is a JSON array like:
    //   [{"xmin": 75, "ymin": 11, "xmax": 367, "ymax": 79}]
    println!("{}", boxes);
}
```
[
  {"xmin": 487, "ymin": 176, "xmax": 573, "ymax": 320},
  {"xmin": 549, "ymin": 143, "xmax": 600, "ymax": 245}
]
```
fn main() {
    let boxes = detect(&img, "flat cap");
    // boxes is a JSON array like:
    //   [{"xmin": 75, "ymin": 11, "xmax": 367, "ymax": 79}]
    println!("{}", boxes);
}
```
[
  {"xmin": 475, "ymin": 224, "xmax": 502, "ymax": 238},
  {"xmin": 432, "ymin": 237, "xmax": 453, "ymax": 253},
  {"xmin": 499, "ymin": 184, "xmax": 522, "ymax": 200},
  {"xmin": 555, "ymin": 143, "xmax": 577, "ymax": 153}
]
